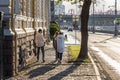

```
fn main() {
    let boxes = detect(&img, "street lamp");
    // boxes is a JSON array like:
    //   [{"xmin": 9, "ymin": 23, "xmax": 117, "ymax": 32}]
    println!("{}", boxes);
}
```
[
  {"xmin": 0, "ymin": 11, "xmax": 4, "ymax": 80},
  {"xmin": 114, "ymin": 0, "xmax": 118, "ymax": 37},
  {"xmin": 72, "ymin": 15, "xmax": 79, "ymax": 44},
  {"xmin": 92, "ymin": 1, "xmax": 95, "ymax": 33},
  {"xmin": 114, "ymin": 18, "xmax": 120, "ymax": 37},
  {"xmin": 51, "ymin": 0, "xmax": 55, "ymax": 21},
  {"xmin": 103, "ymin": 4, "xmax": 105, "ymax": 15}
]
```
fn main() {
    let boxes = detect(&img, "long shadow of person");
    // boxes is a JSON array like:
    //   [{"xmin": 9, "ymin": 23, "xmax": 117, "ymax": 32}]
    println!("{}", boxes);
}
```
[
  {"xmin": 25, "ymin": 60, "xmax": 60, "ymax": 78},
  {"xmin": 48, "ymin": 62, "xmax": 81, "ymax": 80}
]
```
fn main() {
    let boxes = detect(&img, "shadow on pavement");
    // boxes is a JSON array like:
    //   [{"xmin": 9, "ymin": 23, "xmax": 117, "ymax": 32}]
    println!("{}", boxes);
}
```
[
  {"xmin": 26, "ymin": 60, "xmax": 59, "ymax": 78},
  {"xmin": 21, "ymin": 47, "xmax": 55, "ymax": 71},
  {"xmin": 93, "ymin": 37, "xmax": 113, "ymax": 43},
  {"xmin": 99, "ymin": 37, "xmax": 113, "ymax": 43},
  {"xmin": 25, "ymin": 61, "xmax": 82, "ymax": 79},
  {"xmin": 48, "ymin": 62, "xmax": 81, "ymax": 80},
  {"xmin": 25, "ymin": 44, "xmax": 82, "ymax": 79}
]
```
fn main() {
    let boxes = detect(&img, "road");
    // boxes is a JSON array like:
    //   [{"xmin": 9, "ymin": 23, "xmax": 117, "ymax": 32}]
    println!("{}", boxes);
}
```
[{"xmin": 64, "ymin": 30, "xmax": 120, "ymax": 80}]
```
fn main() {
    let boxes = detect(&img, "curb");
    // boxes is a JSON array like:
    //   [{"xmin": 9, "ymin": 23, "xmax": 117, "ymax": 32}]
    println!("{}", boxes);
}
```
[{"xmin": 88, "ymin": 52, "xmax": 101, "ymax": 80}]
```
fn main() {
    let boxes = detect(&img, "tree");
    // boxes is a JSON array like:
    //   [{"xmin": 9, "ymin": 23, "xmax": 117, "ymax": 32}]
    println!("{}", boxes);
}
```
[
  {"xmin": 78, "ymin": 0, "xmax": 91, "ymax": 59},
  {"xmin": 50, "ymin": 21, "xmax": 60, "ymax": 39},
  {"xmin": 56, "ymin": 0, "xmax": 92, "ymax": 59}
]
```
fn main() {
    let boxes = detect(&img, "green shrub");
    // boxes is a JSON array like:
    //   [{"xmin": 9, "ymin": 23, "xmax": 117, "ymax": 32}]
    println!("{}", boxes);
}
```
[
  {"xmin": 68, "ymin": 45, "xmax": 91, "ymax": 62},
  {"xmin": 50, "ymin": 22, "xmax": 60, "ymax": 39},
  {"xmin": 68, "ymin": 45, "xmax": 80, "ymax": 61}
]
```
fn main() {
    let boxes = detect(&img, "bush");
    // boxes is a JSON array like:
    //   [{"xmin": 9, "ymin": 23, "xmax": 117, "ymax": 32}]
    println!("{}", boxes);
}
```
[
  {"xmin": 50, "ymin": 22, "xmax": 60, "ymax": 39},
  {"xmin": 68, "ymin": 45, "xmax": 91, "ymax": 62}
]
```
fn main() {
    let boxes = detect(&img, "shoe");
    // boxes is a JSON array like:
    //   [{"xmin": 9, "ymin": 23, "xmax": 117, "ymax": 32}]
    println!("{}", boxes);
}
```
[
  {"xmin": 37, "ymin": 60, "xmax": 39, "ymax": 62},
  {"xmin": 54, "ymin": 59, "xmax": 57, "ymax": 62},
  {"xmin": 54, "ymin": 60, "xmax": 58, "ymax": 64},
  {"xmin": 59, "ymin": 61, "xmax": 61, "ymax": 64},
  {"xmin": 41, "ymin": 60, "xmax": 45, "ymax": 63},
  {"xmin": 57, "ymin": 61, "xmax": 61, "ymax": 64}
]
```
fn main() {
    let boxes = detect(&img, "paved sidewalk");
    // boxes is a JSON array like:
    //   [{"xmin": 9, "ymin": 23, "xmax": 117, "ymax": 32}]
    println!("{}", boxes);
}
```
[{"xmin": 7, "ymin": 35, "xmax": 101, "ymax": 80}]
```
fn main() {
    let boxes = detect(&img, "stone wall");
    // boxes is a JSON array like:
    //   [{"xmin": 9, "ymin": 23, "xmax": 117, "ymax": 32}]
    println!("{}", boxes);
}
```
[{"xmin": 0, "ymin": 0, "xmax": 50, "ymax": 78}]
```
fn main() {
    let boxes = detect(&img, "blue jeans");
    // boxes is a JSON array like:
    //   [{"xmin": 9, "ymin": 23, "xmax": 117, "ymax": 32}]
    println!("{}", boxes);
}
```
[{"xmin": 37, "ymin": 46, "xmax": 45, "ymax": 61}]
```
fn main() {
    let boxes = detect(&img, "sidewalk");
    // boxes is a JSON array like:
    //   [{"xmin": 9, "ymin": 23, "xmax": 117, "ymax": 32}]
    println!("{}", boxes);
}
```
[{"xmin": 7, "ymin": 34, "xmax": 101, "ymax": 80}]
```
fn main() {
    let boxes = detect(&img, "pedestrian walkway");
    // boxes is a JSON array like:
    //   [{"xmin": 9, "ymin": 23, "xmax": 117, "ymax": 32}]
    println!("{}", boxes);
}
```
[{"xmin": 7, "ymin": 34, "xmax": 101, "ymax": 80}]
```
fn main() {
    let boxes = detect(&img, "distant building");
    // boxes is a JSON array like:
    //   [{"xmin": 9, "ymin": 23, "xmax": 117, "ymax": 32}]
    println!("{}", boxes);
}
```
[
  {"xmin": 55, "ymin": 1, "xmax": 65, "ymax": 15},
  {"xmin": 0, "ymin": 0, "xmax": 50, "ymax": 78}
]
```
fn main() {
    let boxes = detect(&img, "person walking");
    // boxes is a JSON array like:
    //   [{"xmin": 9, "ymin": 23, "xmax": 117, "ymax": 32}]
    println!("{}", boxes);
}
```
[
  {"xmin": 56, "ymin": 32, "xmax": 65, "ymax": 64},
  {"xmin": 35, "ymin": 29, "xmax": 45, "ymax": 63},
  {"xmin": 53, "ymin": 31, "xmax": 59, "ymax": 62}
]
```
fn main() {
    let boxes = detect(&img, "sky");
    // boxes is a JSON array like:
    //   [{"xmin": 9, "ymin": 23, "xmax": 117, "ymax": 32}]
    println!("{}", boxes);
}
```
[{"xmin": 62, "ymin": 0, "xmax": 120, "ymax": 14}]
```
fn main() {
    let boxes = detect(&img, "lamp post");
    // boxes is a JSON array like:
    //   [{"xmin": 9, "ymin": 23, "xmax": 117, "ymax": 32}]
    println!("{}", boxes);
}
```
[
  {"xmin": 73, "ymin": 15, "xmax": 79, "ymax": 44},
  {"xmin": 51, "ymin": 0, "xmax": 55, "ymax": 21},
  {"xmin": 92, "ymin": 1, "xmax": 95, "ymax": 33},
  {"xmin": 103, "ymin": 4, "xmax": 105, "ymax": 15},
  {"xmin": 0, "ymin": 11, "xmax": 4, "ymax": 80},
  {"xmin": 114, "ymin": 0, "xmax": 118, "ymax": 37}
]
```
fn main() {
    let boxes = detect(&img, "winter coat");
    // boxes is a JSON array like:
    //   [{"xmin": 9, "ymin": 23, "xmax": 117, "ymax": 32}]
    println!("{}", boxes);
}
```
[
  {"xmin": 56, "ymin": 34, "xmax": 65, "ymax": 53},
  {"xmin": 35, "ymin": 33, "xmax": 45, "ymax": 47}
]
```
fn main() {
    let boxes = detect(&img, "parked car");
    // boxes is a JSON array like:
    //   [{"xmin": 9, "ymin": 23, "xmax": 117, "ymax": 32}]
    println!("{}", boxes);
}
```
[{"xmin": 68, "ymin": 27, "xmax": 73, "ymax": 31}]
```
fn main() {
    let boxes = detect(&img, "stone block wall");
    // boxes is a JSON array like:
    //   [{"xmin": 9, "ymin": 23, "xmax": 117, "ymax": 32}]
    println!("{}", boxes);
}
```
[{"xmin": 0, "ymin": 0, "xmax": 50, "ymax": 78}]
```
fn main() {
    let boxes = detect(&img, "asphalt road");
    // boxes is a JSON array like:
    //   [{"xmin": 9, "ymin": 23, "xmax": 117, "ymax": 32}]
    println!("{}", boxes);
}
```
[{"xmin": 64, "ymin": 30, "xmax": 120, "ymax": 80}]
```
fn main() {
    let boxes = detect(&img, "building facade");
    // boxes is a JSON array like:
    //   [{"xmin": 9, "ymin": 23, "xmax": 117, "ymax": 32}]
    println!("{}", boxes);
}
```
[{"xmin": 0, "ymin": 0, "xmax": 50, "ymax": 78}]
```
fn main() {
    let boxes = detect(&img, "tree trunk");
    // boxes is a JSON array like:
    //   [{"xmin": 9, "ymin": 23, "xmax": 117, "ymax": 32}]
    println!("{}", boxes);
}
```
[{"xmin": 78, "ymin": 0, "xmax": 91, "ymax": 59}]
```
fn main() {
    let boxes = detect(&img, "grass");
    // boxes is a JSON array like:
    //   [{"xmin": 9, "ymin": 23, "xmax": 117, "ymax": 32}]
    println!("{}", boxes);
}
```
[
  {"xmin": 68, "ymin": 45, "xmax": 80, "ymax": 61},
  {"xmin": 68, "ymin": 45, "xmax": 91, "ymax": 63},
  {"xmin": 83, "ymin": 58, "xmax": 91, "ymax": 63}
]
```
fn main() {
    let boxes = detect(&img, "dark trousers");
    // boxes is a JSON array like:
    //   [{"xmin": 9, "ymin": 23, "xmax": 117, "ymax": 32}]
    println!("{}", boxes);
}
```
[
  {"xmin": 37, "ymin": 46, "xmax": 45, "ymax": 61},
  {"xmin": 57, "ymin": 52, "xmax": 63, "ymax": 61},
  {"xmin": 55, "ymin": 50, "xmax": 58, "ymax": 60}
]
